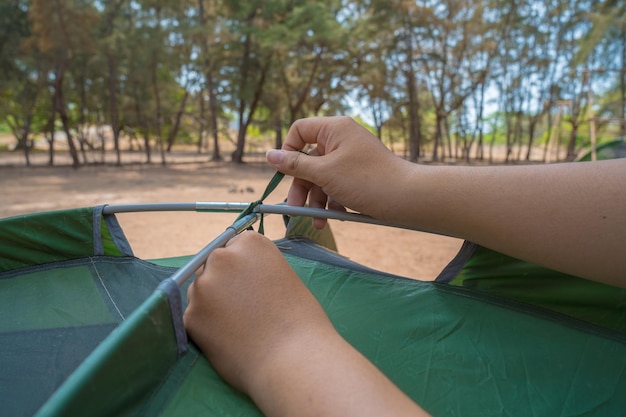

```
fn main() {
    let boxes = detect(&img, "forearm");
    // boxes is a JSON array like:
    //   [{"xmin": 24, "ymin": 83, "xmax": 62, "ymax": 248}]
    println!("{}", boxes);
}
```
[
  {"xmin": 397, "ymin": 159, "xmax": 626, "ymax": 287},
  {"xmin": 185, "ymin": 231, "xmax": 430, "ymax": 416},
  {"xmin": 248, "ymin": 328, "xmax": 430, "ymax": 417},
  {"xmin": 270, "ymin": 117, "xmax": 625, "ymax": 286}
]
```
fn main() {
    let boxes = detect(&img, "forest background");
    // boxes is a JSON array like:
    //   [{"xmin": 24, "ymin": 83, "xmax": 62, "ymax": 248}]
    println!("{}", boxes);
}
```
[{"xmin": 0, "ymin": 0, "xmax": 625, "ymax": 167}]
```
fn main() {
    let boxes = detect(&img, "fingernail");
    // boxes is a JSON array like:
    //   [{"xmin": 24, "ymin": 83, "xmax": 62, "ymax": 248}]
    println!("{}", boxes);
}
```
[{"xmin": 266, "ymin": 149, "xmax": 285, "ymax": 165}]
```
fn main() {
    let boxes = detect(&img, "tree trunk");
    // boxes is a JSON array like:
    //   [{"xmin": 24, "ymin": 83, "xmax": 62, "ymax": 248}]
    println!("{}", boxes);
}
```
[
  {"xmin": 166, "ymin": 89, "xmax": 189, "ymax": 151},
  {"xmin": 133, "ymin": 86, "xmax": 151, "ymax": 164},
  {"xmin": 206, "ymin": 71, "xmax": 221, "ymax": 161},
  {"xmin": 53, "ymin": 68, "xmax": 80, "ymax": 168},
  {"xmin": 621, "ymin": 29, "xmax": 626, "ymax": 138},
  {"xmin": 526, "ymin": 118, "xmax": 536, "ymax": 161},
  {"xmin": 9, "ymin": 118, "xmax": 32, "ymax": 167},
  {"xmin": 197, "ymin": 0, "xmax": 221, "ymax": 161},
  {"xmin": 514, "ymin": 112, "xmax": 523, "ymax": 161},
  {"xmin": 151, "ymin": 57, "xmax": 166, "ymax": 166},
  {"xmin": 504, "ymin": 112, "xmax": 513, "ymax": 163},
  {"xmin": 46, "ymin": 132, "xmax": 55, "ymax": 166},
  {"xmin": 97, "ymin": 123, "xmax": 107, "ymax": 163},
  {"xmin": 232, "ymin": 53, "xmax": 270, "ymax": 163},
  {"xmin": 474, "ymin": 81, "xmax": 486, "ymax": 161},
  {"xmin": 273, "ymin": 112, "xmax": 283, "ymax": 149},
  {"xmin": 566, "ymin": 123, "xmax": 578, "ymax": 161},
  {"xmin": 197, "ymin": 91, "xmax": 205, "ymax": 154},
  {"xmin": 105, "ymin": 3, "xmax": 122, "ymax": 166},
  {"xmin": 107, "ymin": 53, "xmax": 121, "ymax": 166},
  {"xmin": 407, "ymin": 69, "xmax": 421, "ymax": 162},
  {"xmin": 444, "ymin": 115, "xmax": 454, "ymax": 160},
  {"xmin": 232, "ymin": 118, "xmax": 247, "ymax": 163},
  {"xmin": 77, "ymin": 70, "xmax": 89, "ymax": 165},
  {"xmin": 45, "ymin": 94, "xmax": 55, "ymax": 166},
  {"xmin": 288, "ymin": 49, "xmax": 323, "ymax": 123}
]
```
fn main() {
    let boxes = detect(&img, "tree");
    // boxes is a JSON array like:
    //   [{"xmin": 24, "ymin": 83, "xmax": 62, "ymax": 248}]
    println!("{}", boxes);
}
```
[
  {"xmin": 0, "ymin": 0, "xmax": 622, "ymax": 166},
  {"xmin": 418, "ymin": 0, "xmax": 493, "ymax": 161},
  {"xmin": 28, "ymin": 0, "xmax": 99, "ymax": 167},
  {"xmin": 100, "ymin": 0, "xmax": 126, "ymax": 165},
  {"xmin": 364, "ymin": 0, "xmax": 428, "ymax": 162},
  {"xmin": 0, "ymin": 0, "xmax": 40, "ymax": 166},
  {"xmin": 574, "ymin": 0, "xmax": 626, "ymax": 138},
  {"xmin": 261, "ymin": 1, "xmax": 352, "ymax": 149},
  {"xmin": 349, "ymin": 0, "xmax": 397, "ymax": 142},
  {"xmin": 223, "ymin": 1, "xmax": 274, "ymax": 163},
  {"xmin": 195, "ymin": 0, "xmax": 224, "ymax": 161}
]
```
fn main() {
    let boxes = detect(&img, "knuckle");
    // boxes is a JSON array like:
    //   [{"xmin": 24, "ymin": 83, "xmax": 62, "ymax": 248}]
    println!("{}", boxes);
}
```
[
  {"xmin": 208, "ymin": 246, "xmax": 232, "ymax": 267},
  {"xmin": 285, "ymin": 151, "xmax": 301, "ymax": 172}
]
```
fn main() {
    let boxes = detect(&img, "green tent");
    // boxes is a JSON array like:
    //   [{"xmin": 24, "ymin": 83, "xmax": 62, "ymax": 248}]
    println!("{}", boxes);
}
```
[
  {"xmin": 576, "ymin": 137, "xmax": 626, "ymax": 161},
  {"xmin": 1, "ymin": 202, "xmax": 625, "ymax": 417}
]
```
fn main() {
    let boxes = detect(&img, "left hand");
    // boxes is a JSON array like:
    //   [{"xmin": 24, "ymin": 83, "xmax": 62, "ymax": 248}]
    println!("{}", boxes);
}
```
[{"xmin": 184, "ymin": 231, "xmax": 334, "ymax": 394}]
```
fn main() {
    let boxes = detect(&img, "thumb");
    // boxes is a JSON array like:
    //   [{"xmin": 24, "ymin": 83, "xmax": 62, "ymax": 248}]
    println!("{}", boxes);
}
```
[{"xmin": 266, "ymin": 149, "xmax": 319, "ymax": 182}]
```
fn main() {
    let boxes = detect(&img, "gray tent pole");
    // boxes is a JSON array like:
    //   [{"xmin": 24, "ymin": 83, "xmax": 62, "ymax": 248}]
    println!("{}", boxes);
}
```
[
  {"xmin": 102, "ymin": 202, "xmax": 250, "ymax": 213},
  {"xmin": 104, "ymin": 202, "xmax": 451, "ymax": 288},
  {"xmin": 169, "ymin": 212, "xmax": 260, "ymax": 287},
  {"xmin": 103, "ymin": 202, "xmax": 445, "ymax": 236}
]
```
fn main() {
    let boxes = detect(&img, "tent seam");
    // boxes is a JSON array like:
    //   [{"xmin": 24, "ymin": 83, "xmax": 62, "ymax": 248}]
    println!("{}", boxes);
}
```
[
  {"xmin": 90, "ymin": 257, "xmax": 125, "ymax": 321},
  {"xmin": 434, "ymin": 283, "xmax": 626, "ymax": 345}
]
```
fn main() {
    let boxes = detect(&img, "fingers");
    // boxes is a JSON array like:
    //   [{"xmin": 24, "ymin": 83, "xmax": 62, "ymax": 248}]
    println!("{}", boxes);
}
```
[
  {"xmin": 224, "ymin": 230, "xmax": 246, "ymax": 247},
  {"xmin": 328, "ymin": 199, "xmax": 346, "ymax": 213},
  {"xmin": 286, "ymin": 177, "xmax": 312, "ymax": 207},
  {"xmin": 187, "ymin": 232, "xmax": 267, "ymax": 312},
  {"xmin": 266, "ymin": 148, "xmax": 326, "ymax": 187},
  {"xmin": 266, "ymin": 118, "xmax": 336, "ymax": 209},
  {"xmin": 267, "ymin": 150, "xmax": 333, "ymax": 226},
  {"xmin": 282, "ymin": 116, "xmax": 335, "ymax": 153},
  {"xmin": 266, "ymin": 116, "xmax": 352, "ymax": 184},
  {"xmin": 267, "ymin": 116, "xmax": 381, "ymax": 224},
  {"xmin": 191, "ymin": 232, "xmax": 261, "ymax": 287}
]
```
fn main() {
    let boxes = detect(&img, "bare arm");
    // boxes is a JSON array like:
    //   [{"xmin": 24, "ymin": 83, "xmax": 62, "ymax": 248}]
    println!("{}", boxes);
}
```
[
  {"xmin": 184, "ymin": 231, "xmax": 430, "ymax": 417},
  {"xmin": 405, "ymin": 160, "xmax": 625, "ymax": 287},
  {"xmin": 266, "ymin": 116, "xmax": 626, "ymax": 288}
]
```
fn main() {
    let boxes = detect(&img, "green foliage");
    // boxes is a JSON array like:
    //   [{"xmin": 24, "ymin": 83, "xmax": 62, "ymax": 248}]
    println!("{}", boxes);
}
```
[
  {"xmin": 0, "ymin": 0, "xmax": 622, "ymax": 165},
  {"xmin": 0, "ymin": 1, "xmax": 30, "ymax": 83}
]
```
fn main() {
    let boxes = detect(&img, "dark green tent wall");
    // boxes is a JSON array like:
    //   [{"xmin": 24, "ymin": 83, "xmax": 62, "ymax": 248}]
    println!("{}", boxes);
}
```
[
  {"xmin": 1, "ymin": 207, "xmax": 625, "ymax": 416},
  {"xmin": 576, "ymin": 137, "xmax": 626, "ymax": 161}
]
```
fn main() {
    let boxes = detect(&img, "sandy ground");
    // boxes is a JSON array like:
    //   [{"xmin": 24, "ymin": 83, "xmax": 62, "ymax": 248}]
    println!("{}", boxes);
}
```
[{"xmin": 0, "ymin": 158, "xmax": 463, "ymax": 280}]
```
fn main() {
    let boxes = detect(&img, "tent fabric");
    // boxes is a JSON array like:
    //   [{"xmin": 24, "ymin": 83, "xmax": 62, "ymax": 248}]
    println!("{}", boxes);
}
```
[
  {"xmin": 0, "ymin": 206, "xmax": 132, "ymax": 273},
  {"xmin": 1, "ymin": 207, "xmax": 625, "ymax": 416},
  {"xmin": 36, "ymin": 280, "xmax": 187, "ymax": 417},
  {"xmin": 0, "ymin": 254, "xmax": 181, "ymax": 416},
  {"xmin": 576, "ymin": 137, "xmax": 626, "ymax": 161},
  {"xmin": 284, "ymin": 215, "xmax": 338, "ymax": 252},
  {"xmin": 438, "ymin": 242, "xmax": 626, "ymax": 338}
]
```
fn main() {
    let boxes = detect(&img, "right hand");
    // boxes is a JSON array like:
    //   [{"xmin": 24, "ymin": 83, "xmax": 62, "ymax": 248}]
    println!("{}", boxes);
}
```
[{"xmin": 266, "ymin": 116, "xmax": 414, "ymax": 227}]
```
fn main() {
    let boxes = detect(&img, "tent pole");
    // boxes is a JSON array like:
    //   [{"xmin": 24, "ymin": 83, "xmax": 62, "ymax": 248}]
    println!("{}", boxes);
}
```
[
  {"xmin": 103, "ymin": 203, "xmax": 445, "ymax": 236},
  {"xmin": 169, "ymin": 212, "xmax": 260, "ymax": 287}
]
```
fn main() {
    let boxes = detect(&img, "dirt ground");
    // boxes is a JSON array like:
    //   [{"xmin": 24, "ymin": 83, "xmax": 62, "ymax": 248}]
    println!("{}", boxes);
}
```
[{"xmin": 0, "ymin": 157, "xmax": 463, "ymax": 280}]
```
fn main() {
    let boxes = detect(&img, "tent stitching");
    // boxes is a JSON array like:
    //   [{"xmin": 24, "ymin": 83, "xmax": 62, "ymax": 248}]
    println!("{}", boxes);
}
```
[{"xmin": 90, "ymin": 257, "xmax": 125, "ymax": 321}]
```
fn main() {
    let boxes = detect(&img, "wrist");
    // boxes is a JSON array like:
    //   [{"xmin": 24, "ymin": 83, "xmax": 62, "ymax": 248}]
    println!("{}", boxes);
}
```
[
  {"xmin": 244, "ymin": 325, "xmax": 340, "ymax": 408},
  {"xmin": 377, "ymin": 158, "xmax": 427, "ymax": 226}
]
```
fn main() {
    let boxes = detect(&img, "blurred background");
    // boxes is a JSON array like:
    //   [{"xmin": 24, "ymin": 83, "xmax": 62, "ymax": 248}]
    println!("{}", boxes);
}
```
[{"xmin": 0, "ymin": 0, "xmax": 624, "ymax": 167}]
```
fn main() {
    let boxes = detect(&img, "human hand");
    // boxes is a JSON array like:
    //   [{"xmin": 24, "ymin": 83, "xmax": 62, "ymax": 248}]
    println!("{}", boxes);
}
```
[
  {"xmin": 266, "ymin": 116, "xmax": 415, "ymax": 228},
  {"xmin": 183, "ymin": 231, "xmax": 334, "ymax": 394},
  {"xmin": 184, "ymin": 231, "xmax": 431, "ymax": 417}
]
